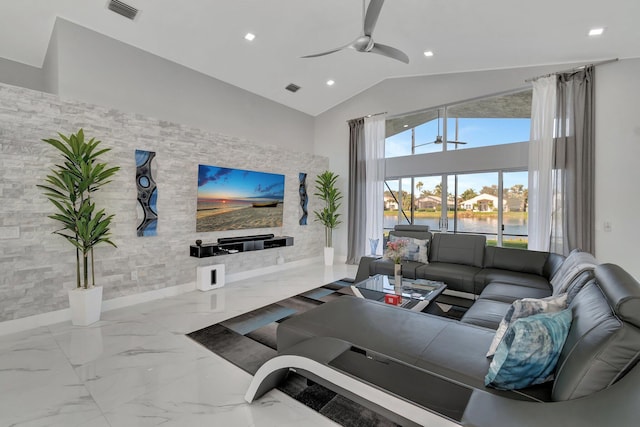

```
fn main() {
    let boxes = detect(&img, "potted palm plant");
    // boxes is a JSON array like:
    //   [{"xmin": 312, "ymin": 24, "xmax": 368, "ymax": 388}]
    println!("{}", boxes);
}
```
[
  {"xmin": 38, "ymin": 129, "xmax": 120, "ymax": 326},
  {"xmin": 313, "ymin": 170, "xmax": 342, "ymax": 265}
]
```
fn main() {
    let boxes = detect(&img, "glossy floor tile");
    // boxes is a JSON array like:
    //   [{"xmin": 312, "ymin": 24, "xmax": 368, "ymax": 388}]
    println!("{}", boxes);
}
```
[{"xmin": 0, "ymin": 263, "xmax": 356, "ymax": 426}]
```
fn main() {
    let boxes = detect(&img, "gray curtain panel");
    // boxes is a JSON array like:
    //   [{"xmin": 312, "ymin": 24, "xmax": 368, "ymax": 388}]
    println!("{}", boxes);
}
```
[
  {"xmin": 551, "ymin": 66, "xmax": 595, "ymax": 255},
  {"xmin": 347, "ymin": 118, "xmax": 366, "ymax": 264}
]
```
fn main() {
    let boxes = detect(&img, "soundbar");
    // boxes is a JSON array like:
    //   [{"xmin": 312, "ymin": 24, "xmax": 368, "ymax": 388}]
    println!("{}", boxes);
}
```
[{"xmin": 217, "ymin": 234, "xmax": 275, "ymax": 244}]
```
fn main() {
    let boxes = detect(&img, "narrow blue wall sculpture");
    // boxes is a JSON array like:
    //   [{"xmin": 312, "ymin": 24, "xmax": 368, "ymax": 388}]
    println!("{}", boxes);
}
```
[
  {"xmin": 135, "ymin": 149, "xmax": 158, "ymax": 236},
  {"xmin": 299, "ymin": 172, "xmax": 308, "ymax": 225}
]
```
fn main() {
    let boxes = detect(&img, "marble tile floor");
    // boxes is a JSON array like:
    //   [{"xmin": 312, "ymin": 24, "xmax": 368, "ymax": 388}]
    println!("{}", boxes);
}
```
[{"xmin": 0, "ymin": 263, "xmax": 358, "ymax": 427}]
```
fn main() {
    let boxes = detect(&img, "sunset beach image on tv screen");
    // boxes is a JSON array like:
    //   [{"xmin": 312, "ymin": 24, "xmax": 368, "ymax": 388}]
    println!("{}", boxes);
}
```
[{"xmin": 196, "ymin": 164, "xmax": 285, "ymax": 232}]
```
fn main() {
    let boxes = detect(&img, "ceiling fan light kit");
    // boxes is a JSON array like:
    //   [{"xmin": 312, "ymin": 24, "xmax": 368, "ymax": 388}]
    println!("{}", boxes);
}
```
[{"xmin": 302, "ymin": 0, "xmax": 409, "ymax": 64}]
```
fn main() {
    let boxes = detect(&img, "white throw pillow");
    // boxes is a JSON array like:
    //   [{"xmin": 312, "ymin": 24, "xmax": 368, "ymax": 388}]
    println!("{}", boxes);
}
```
[{"xmin": 390, "ymin": 235, "xmax": 429, "ymax": 264}]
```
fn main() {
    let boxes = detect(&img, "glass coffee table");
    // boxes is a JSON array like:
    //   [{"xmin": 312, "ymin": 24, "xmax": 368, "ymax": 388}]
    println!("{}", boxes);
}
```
[{"xmin": 351, "ymin": 274, "xmax": 446, "ymax": 312}]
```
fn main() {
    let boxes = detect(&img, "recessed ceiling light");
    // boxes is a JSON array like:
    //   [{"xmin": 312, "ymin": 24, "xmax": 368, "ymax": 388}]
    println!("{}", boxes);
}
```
[
  {"xmin": 403, "ymin": 124, "xmax": 409, "ymax": 128},
  {"xmin": 244, "ymin": 33, "xmax": 256, "ymax": 41},
  {"xmin": 423, "ymin": 51, "xmax": 434, "ymax": 57},
  {"xmin": 588, "ymin": 28, "xmax": 604, "ymax": 36},
  {"xmin": 326, "ymin": 80, "xmax": 335, "ymax": 86}
]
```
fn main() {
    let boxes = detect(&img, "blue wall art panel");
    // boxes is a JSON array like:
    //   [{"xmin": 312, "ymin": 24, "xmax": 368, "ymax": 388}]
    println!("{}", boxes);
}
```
[
  {"xmin": 299, "ymin": 172, "xmax": 308, "ymax": 225},
  {"xmin": 135, "ymin": 149, "xmax": 158, "ymax": 236}
]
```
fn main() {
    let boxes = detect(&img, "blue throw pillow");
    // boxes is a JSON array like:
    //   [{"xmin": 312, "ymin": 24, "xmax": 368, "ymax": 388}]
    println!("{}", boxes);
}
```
[
  {"xmin": 485, "ymin": 309, "xmax": 572, "ymax": 390},
  {"xmin": 486, "ymin": 293, "xmax": 568, "ymax": 357}
]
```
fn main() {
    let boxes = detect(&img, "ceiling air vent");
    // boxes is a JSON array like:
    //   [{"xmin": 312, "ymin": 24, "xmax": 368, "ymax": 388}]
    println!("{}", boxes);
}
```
[
  {"xmin": 107, "ymin": 0, "xmax": 139, "ymax": 20},
  {"xmin": 285, "ymin": 83, "xmax": 301, "ymax": 93}
]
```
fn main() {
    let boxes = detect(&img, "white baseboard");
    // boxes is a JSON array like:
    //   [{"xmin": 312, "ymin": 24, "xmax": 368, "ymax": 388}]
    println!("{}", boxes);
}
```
[
  {"xmin": 101, "ymin": 281, "xmax": 197, "ymax": 312},
  {"xmin": 0, "ymin": 257, "xmax": 321, "ymax": 336},
  {"xmin": 0, "ymin": 281, "xmax": 197, "ymax": 336},
  {"xmin": 0, "ymin": 308, "xmax": 71, "ymax": 336},
  {"xmin": 225, "ymin": 256, "xmax": 322, "ymax": 283}
]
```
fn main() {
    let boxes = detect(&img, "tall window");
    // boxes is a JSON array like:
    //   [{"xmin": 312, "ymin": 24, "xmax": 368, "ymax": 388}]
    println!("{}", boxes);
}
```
[
  {"xmin": 384, "ymin": 90, "xmax": 531, "ymax": 248},
  {"xmin": 384, "ymin": 171, "xmax": 528, "ymax": 248},
  {"xmin": 385, "ymin": 91, "xmax": 532, "ymax": 158}
]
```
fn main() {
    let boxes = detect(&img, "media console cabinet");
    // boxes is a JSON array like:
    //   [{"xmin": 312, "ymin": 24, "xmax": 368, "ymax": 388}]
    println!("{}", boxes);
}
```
[{"xmin": 189, "ymin": 234, "xmax": 293, "ymax": 258}]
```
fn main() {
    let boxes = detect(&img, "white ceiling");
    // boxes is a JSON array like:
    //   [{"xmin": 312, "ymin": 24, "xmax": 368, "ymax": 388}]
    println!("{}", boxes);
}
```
[{"xmin": 1, "ymin": 0, "xmax": 639, "ymax": 116}]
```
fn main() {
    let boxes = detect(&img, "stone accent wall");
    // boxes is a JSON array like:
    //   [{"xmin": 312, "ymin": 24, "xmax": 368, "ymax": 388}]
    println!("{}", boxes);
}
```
[{"xmin": 0, "ymin": 83, "xmax": 327, "ymax": 322}]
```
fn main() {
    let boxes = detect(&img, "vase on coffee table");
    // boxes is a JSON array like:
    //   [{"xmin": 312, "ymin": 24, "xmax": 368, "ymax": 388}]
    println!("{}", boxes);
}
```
[{"xmin": 394, "ymin": 263, "xmax": 403, "ymax": 295}]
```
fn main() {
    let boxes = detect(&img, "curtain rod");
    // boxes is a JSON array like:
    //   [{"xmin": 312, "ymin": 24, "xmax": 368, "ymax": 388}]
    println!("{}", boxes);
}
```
[
  {"xmin": 346, "ymin": 111, "xmax": 387, "ymax": 122},
  {"xmin": 525, "ymin": 58, "xmax": 618, "ymax": 83}
]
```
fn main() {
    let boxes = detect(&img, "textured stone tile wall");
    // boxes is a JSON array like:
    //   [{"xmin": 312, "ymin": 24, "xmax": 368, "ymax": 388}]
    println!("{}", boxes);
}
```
[{"xmin": 0, "ymin": 83, "xmax": 327, "ymax": 322}]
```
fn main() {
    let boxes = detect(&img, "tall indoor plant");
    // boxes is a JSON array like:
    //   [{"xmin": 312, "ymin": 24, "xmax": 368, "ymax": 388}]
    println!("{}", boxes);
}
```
[
  {"xmin": 314, "ymin": 170, "xmax": 342, "ymax": 265},
  {"xmin": 38, "ymin": 129, "xmax": 120, "ymax": 325}
]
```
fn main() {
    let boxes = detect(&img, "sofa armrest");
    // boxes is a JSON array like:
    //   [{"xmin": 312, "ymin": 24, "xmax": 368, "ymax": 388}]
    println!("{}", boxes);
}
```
[
  {"xmin": 355, "ymin": 256, "xmax": 380, "ymax": 283},
  {"xmin": 247, "ymin": 336, "xmax": 463, "ymax": 427}
]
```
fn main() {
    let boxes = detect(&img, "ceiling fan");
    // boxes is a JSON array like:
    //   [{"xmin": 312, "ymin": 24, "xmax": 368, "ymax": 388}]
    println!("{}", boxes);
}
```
[
  {"xmin": 434, "ymin": 117, "xmax": 468, "ymax": 146},
  {"xmin": 301, "ymin": 0, "xmax": 409, "ymax": 64},
  {"xmin": 414, "ymin": 112, "xmax": 468, "ymax": 148}
]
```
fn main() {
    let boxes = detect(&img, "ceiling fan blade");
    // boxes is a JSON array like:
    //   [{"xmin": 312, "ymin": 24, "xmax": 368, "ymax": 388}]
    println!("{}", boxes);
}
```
[
  {"xmin": 437, "ymin": 140, "xmax": 468, "ymax": 145},
  {"xmin": 414, "ymin": 141, "xmax": 437, "ymax": 148},
  {"xmin": 301, "ymin": 46, "xmax": 347, "ymax": 58},
  {"xmin": 363, "ymin": 0, "xmax": 385, "ymax": 36},
  {"xmin": 369, "ymin": 43, "xmax": 409, "ymax": 64}
]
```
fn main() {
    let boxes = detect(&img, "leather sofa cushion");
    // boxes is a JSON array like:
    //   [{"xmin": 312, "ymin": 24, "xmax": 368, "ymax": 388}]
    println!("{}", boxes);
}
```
[
  {"xmin": 277, "ymin": 296, "xmax": 551, "ymax": 401},
  {"xmin": 475, "ymin": 269, "xmax": 552, "ymax": 291},
  {"xmin": 412, "ymin": 320, "xmax": 496, "ymax": 388},
  {"xmin": 477, "ymin": 282, "xmax": 552, "ymax": 304},
  {"xmin": 552, "ymin": 264, "xmax": 640, "ymax": 401},
  {"xmin": 483, "ymin": 246, "xmax": 548, "ymax": 276},
  {"xmin": 390, "ymin": 224, "xmax": 432, "ymax": 241},
  {"xmin": 416, "ymin": 262, "xmax": 482, "ymax": 294},
  {"xmin": 278, "ymin": 296, "xmax": 454, "ymax": 365},
  {"xmin": 460, "ymin": 299, "xmax": 511, "ymax": 330},
  {"xmin": 369, "ymin": 259, "xmax": 424, "ymax": 279},
  {"xmin": 429, "ymin": 233, "xmax": 486, "ymax": 268}
]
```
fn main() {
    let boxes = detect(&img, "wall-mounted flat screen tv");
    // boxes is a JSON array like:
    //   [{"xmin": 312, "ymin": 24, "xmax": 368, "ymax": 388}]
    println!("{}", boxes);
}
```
[{"xmin": 197, "ymin": 164, "xmax": 285, "ymax": 232}]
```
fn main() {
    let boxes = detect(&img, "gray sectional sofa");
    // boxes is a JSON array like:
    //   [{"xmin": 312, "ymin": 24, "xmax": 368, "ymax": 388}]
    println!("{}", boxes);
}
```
[
  {"xmin": 356, "ymin": 225, "xmax": 566, "ymax": 297},
  {"xmin": 356, "ymin": 225, "xmax": 590, "ymax": 329},
  {"xmin": 244, "ymin": 226, "xmax": 640, "ymax": 427}
]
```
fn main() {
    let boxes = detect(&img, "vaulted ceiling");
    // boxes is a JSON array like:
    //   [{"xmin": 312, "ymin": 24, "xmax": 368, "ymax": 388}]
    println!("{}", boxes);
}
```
[{"xmin": 1, "ymin": 1, "xmax": 638, "ymax": 116}]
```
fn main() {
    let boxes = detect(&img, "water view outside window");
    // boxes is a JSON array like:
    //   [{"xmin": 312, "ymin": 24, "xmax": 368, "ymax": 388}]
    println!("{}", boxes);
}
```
[
  {"xmin": 502, "ymin": 171, "xmax": 528, "ymax": 248},
  {"xmin": 384, "ymin": 172, "xmax": 528, "ymax": 248}
]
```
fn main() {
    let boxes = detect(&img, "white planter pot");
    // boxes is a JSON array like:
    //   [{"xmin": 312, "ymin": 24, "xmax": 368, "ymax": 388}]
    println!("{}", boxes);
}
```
[
  {"xmin": 68, "ymin": 286, "xmax": 103, "ymax": 326},
  {"xmin": 324, "ymin": 247, "xmax": 334, "ymax": 266}
]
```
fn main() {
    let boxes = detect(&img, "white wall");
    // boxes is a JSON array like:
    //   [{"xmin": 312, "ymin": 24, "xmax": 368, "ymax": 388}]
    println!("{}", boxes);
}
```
[
  {"xmin": 0, "ymin": 57, "xmax": 44, "ymax": 92},
  {"xmin": 386, "ymin": 142, "xmax": 529, "ymax": 179},
  {"xmin": 594, "ymin": 59, "xmax": 640, "ymax": 279},
  {"xmin": 51, "ymin": 19, "xmax": 315, "ymax": 154},
  {"xmin": 41, "ymin": 20, "xmax": 59, "ymax": 95}
]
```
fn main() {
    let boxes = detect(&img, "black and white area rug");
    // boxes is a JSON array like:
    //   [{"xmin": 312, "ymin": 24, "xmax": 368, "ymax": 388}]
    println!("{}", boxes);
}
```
[{"xmin": 187, "ymin": 279, "xmax": 400, "ymax": 427}]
